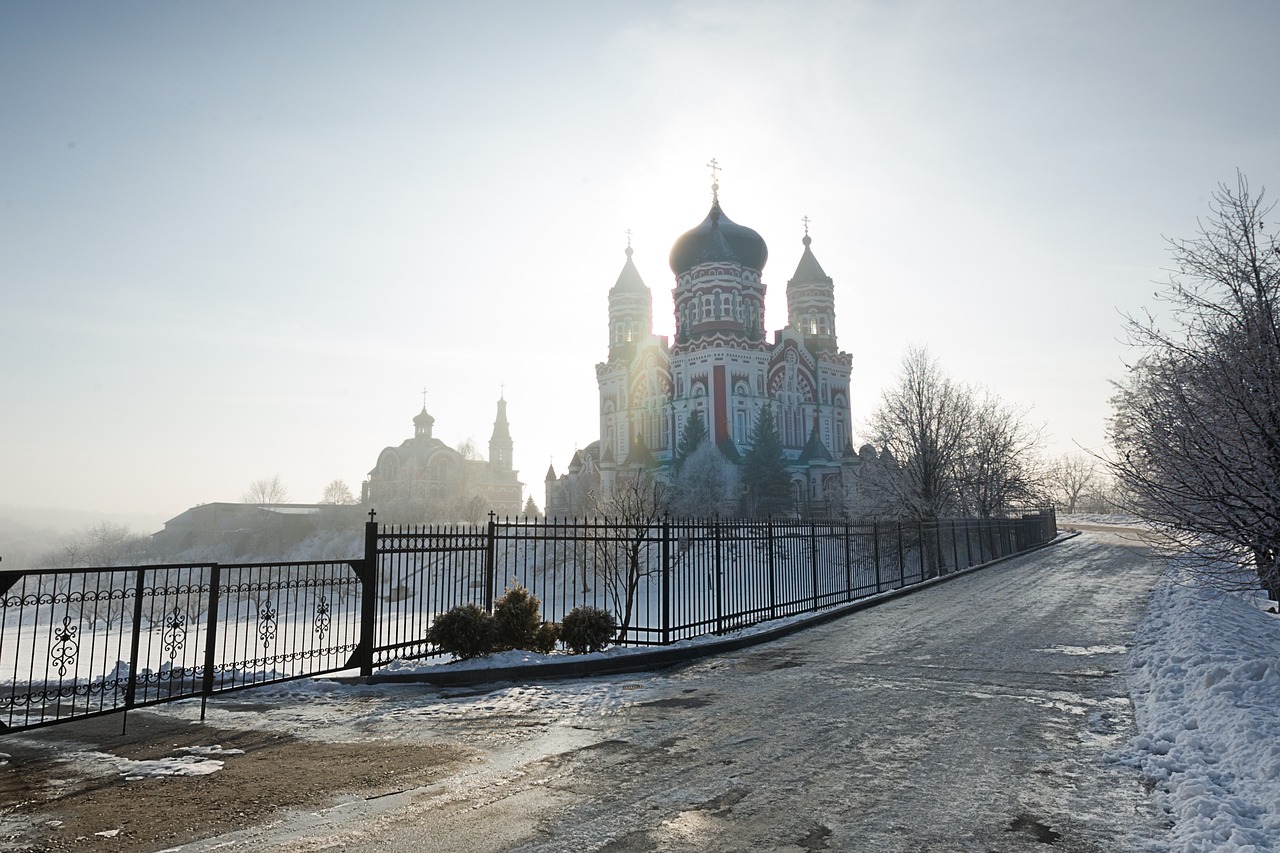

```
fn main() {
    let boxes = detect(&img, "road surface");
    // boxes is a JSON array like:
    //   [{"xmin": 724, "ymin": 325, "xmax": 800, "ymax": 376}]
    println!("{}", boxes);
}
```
[{"xmin": 2, "ymin": 531, "xmax": 1171, "ymax": 852}]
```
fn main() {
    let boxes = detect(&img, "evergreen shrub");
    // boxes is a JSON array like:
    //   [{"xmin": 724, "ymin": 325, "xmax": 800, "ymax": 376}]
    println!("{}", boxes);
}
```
[
  {"xmin": 492, "ymin": 584, "xmax": 543, "ymax": 651},
  {"xmin": 560, "ymin": 606, "xmax": 617, "ymax": 654},
  {"xmin": 531, "ymin": 621, "xmax": 560, "ymax": 654},
  {"xmin": 427, "ymin": 603, "xmax": 495, "ymax": 660}
]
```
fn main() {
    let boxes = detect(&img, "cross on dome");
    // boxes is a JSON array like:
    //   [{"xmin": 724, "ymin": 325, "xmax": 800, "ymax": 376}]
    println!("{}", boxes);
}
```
[{"xmin": 707, "ymin": 157, "xmax": 721, "ymax": 203}]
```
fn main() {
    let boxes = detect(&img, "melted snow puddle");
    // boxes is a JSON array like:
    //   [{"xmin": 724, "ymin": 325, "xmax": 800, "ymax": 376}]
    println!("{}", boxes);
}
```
[{"xmin": 1039, "ymin": 645, "xmax": 1128, "ymax": 656}]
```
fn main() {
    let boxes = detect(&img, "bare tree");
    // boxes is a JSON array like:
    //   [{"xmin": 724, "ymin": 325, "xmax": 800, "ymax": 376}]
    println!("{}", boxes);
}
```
[
  {"xmin": 243, "ymin": 475, "xmax": 290, "ymax": 505},
  {"xmin": 588, "ymin": 469, "xmax": 668, "ymax": 639},
  {"xmin": 320, "ymin": 479, "xmax": 357, "ymax": 505},
  {"xmin": 1047, "ymin": 453, "xmax": 1099, "ymax": 514},
  {"xmin": 1109, "ymin": 173, "xmax": 1280, "ymax": 602}
]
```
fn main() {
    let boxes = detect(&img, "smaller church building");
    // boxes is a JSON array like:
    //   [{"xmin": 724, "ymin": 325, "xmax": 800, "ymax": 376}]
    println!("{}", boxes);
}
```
[{"xmin": 362, "ymin": 397, "xmax": 524, "ymax": 522}]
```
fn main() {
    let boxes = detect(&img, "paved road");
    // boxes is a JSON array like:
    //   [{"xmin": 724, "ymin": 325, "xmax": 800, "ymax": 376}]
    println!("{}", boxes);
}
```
[{"xmin": 192, "ymin": 531, "xmax": 1171, "ymax": 852}]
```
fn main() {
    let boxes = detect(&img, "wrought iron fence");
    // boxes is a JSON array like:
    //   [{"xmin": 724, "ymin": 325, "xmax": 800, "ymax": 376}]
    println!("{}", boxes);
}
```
[
  {"xmin": 1, "ymin": 559, "xmax": 364, "ymax": 732},
  {"xmin": 2, "ymin": 508, "xmax": 1055, "ymax": 732},
  {"xmin": 367, "ymin": 509, "xmax": 1057, "ymax": 661}
]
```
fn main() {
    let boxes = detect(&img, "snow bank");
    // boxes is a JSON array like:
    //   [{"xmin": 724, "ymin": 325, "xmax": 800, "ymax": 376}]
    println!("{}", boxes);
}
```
[{"xmin": 1121, "ymin": 568, "xmax": 1280, "ymax": 851}]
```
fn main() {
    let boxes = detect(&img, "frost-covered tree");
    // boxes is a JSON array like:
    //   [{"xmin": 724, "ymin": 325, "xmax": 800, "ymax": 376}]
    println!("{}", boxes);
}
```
[
  {"xmin": 868, "ymin": 347, "xmax": 972, "ymax": 520},
  {"xmin": 1110, "ymin": 174, "xmax": 1280, "ymax": 601},
  {"xmin": 955, "ymin": 392, "xmax": 1046, "ymax": 518},
  {"xmin": 1047, "ymin": 454, "xmax": 1099, "ymax": 514},
  {"xmin": 869, "ymin": 347, "xmax": 1041, "ymax": 520},
  {"xmin": 243, "ymin": 475, "xmax": 289, "ymax": 505},
  {"xmin": 740, "ymin": 404, "xmax": 792, "ymax": 516},
  {"xmin": 669, "ymin": 441, "xmax": 740, "ymax": 518},
  {"xmin": 320, "ymin": 479, "xmax": 357, "ymax": 505}
]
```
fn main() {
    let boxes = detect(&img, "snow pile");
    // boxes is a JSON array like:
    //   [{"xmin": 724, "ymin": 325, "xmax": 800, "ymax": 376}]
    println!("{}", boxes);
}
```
[
  {"xmin": 1121, "ymin": 569, "xmax": 1280, "ymax": 850},
  {"xmin": 1059, "ymin": 512, "xmax": 1143, "ymax": 526}
]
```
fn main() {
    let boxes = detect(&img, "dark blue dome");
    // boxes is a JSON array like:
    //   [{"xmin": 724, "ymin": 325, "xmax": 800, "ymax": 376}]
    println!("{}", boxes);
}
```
[{"xmin": 669, "ymin": 201, "xmax": 768, "ymax": 274}]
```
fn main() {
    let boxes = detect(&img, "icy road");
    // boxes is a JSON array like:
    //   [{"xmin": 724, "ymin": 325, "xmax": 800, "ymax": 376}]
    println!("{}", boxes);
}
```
[{"xmin": 158, "ymin": 530, "xmax": 1167, "ymax": 853}]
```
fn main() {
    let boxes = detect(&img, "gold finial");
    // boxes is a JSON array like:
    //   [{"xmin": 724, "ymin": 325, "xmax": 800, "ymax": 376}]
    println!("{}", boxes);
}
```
[
  {"xmin": 802, "ymin": 215, "xmax": 811, "ymax": 235},
  {"xmin": 707, "ymin": 157, "xmax": 720, "ymax": 203}
]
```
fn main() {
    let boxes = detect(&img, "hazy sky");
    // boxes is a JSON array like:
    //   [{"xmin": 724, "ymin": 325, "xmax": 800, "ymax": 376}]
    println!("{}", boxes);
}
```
[{"xmin": 3, "ymin": 1, "xmax": 1278, "ymax": 524}]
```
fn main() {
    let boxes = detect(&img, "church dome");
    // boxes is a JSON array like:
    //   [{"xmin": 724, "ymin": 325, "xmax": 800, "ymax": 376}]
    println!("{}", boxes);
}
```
[{"xmin": 669, "ymin": 201, "xmax": 768, "ymax": 274}]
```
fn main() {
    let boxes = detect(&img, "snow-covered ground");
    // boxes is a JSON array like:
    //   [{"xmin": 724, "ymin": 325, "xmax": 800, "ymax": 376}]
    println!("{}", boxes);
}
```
[{"xmin": 1120, "ymin": 566, "xmax": 1280, "ymax": 851}]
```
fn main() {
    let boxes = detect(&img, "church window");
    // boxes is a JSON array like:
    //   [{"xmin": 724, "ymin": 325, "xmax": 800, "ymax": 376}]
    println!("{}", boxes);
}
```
[
  {"xmin": 703, "ymin": 296, "xmax": 713, "ymax": 318},
  {"xmin": 722, "ymin": 294, "xmax": 732, "ymax": 318}
]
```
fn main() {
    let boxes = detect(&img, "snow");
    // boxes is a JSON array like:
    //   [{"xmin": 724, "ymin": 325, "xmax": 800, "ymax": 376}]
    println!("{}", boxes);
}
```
[
  {"xmin": 1119, "ymin": 564, "xmax": 1280, "ymax": 851},
  {"xmin": 1060, "ymin": 512, "xmax": 1143, "ymax": 526},
  {"xmin": 57, "ymin": 746, "xmax": 242, "ymax": 781}
]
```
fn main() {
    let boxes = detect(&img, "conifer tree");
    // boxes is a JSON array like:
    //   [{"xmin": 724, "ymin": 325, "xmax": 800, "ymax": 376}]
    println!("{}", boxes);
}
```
[
  {"xmin": 673, "ymin": 409, "xmax": 708, "ymax": 473},
  {"xmin": 740, "ymin": 405, "xmax": 793, "ymax": 516}
]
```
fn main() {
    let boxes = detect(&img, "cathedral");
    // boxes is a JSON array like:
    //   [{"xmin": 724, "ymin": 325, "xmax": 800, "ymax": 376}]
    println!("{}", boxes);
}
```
[
  {"xmin": 546, "ymin": 178, "xmax": 854, "ymax": 517},
  {"xmin": 363, "ymin": 396, "xmax": 524, "ymax": 522}
]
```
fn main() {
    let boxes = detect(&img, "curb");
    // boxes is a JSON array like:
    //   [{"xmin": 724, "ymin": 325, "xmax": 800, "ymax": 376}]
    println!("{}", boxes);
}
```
[{"xmin": 345, "ymin": 530, "xmax": 1080, "ymax": 688}]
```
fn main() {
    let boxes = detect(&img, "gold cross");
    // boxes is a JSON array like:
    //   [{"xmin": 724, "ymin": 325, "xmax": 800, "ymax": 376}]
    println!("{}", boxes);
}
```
[
  {"xmin": 707, "ymin": 158, "xmax": 721, "ymax": 202},
  {"xmin": 421, "ymin": 387, "xmax": 428, "ymax": 409},
  {"xmin": 625, "ymin": 228, "xmax": 633, "ymax": 247},
  {"xmin": 802, "ymin": 215, "xmax": 811, "ymax": 235}
]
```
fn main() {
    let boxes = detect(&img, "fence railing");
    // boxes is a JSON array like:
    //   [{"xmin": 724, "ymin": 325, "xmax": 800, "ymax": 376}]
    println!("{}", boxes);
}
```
[
  {"xmin": 1, "ymin": 508, "xmax": 1055, "ymax": 732},
  {"xmin": 368, "ymin": 509, "xmax": 1057, "ymax": 664}
]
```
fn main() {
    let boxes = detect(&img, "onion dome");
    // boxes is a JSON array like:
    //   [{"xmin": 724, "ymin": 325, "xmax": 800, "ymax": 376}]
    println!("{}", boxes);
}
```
[
  {"xmin": 669, "ymin": 201, "xmax": 768, "ymax": 274},
  {"xmin": 413, "ymin": 406, "xmax": 435, "ymax": 439}
]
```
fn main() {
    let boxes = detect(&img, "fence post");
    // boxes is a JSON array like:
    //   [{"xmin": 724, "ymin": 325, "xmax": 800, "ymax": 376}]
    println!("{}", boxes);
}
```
[
  {"xmin": 199, "ymin": 563, "xmax": 222, "ymax": 721},
  {"xmin": 484, "ymin": 511, "xmax": 497, "ymax": 612},
  {"xmin": 843, "ymin": 521, "xmax": 853, "ymax": 602},
  {"xmin": 873, "ymin": 521, "xmax": 882, "ymax": 593},
  {"xmin": 713, "ymin": 515, "xmax": 724, "ymax": 635},
  {"xmin": 661, "ymin": 518, "xmax": 671, "ymax": 646},
  {"xmin": 767, "ymin": 516, "xmax": 777, "ymax": 620},
  {"xmin": 897, "ymin": 522, "xmax": 906, "ymax": 585},
  {"xmin": 810, "ymin": 520, "xmax": 820, "ymax": 611},
  {"xmin": 950, "ymin": 520, "xmax": 959, "ymax": 573},
  {"xmin": 359, "ymin": 514, "xmax": 379, "ymax": 678},
  {"xmin": 918, "ymin": 520, "xmax": 927, "ymax": 580},
  {"xmin": 125, "ymin": 568, "xmax": 147, "ymax": 713}
]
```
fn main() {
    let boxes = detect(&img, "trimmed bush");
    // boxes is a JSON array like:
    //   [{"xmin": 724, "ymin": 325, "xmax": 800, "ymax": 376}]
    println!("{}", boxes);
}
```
[
  {"xmin": 427, "ymin": 603, "xmax": 495, "ymax": 660},
  {"xmin": 492, "ymin": 584, "xmax": 543, "ymax": 652},
  {"xmin": 560, "ymin": 606, "xmax": 617, "ymax": 654},
  {"xmin": 531, "ymin": 621, "xmax": 560, "ymax": 654}
]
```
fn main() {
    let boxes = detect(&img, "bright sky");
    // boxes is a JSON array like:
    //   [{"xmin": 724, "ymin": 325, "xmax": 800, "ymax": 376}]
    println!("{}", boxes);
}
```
[{"xmin": 3, "ymin": 0, "xmax": 1277, "ymax": 525}]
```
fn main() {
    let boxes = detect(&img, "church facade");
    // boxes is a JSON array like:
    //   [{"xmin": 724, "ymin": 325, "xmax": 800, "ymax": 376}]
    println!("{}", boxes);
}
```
[
  {"xmin": 363, "ymin": 397, "xmax": 524, "ymax": 522},
  {"xmin": 547, "ymin": 185, "xmax": 854, "ymax": 517}
]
